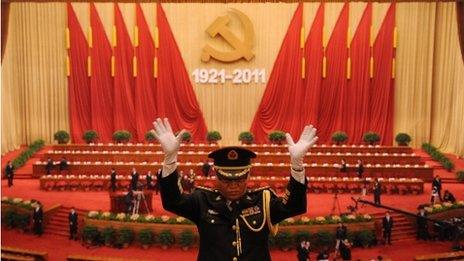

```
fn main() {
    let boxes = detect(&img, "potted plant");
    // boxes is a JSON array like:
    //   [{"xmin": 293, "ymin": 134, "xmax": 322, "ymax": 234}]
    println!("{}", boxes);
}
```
[
  {"xmin": 456, "ymin": 170, "xmax": 464, "ymax": 182},
  {"xmin": 311, "ymin": 231, "xmax": 334, "ymax": 250},
  {"xmin": 82, "ymin": 225, "xmax": 99, "ymax": 245},
  {"xmin": 82, "ymin": 130, "xmax": 98, "ymax": 144},
  {"xmin": 3, "ymin": 210, "xmax": 18, "ymax": 229},
  {"xmin": 117, "ymin": 227, "xmax": 134, "ymax": 248},
  {"xmin": 268, "ymin": 131, "xmax": 286, "ymax": 145},
  {"xmin": 274, "ymin": 231, "xmax": 293, "ymax": 251},
  {"xmin": 112, "ymin": 130, "xmax": 132, "ymax": 143},
  {"xmin": 356, "ymin": 230, "xmax": 375, "ymax": 248},
  {"xmin": 238, "ymin": 131, "xmax": 254, "ymax": 145},
  {"xmin": 16, "ymin": 213, "xmax": 30, "ymax": 233},
  {"xmin": 395, "ymin": 133, "xmax": 411, "ymax": 146},
  {"xmin": 206, "ymin": 131, "xmax": 222, "ymax": 144},
  {"xmin": 181, "ymin": 131, "xmax": 192, "ymax": 143},
  {"xmin": 138, "ymin": 229, "xmax": 154, "ymax": 249},
  {"xmin": 101, "ymin": 227, "xmax": 116, "ymax": 247},
  {"xmin": 145, "ymin": 131, "xmax": 157, "ymax": 143},
  {"xmin": 179, "ymin": 230, "xmax": 195, "ymax": 251},
  {"xmin": 157, "ymin": 229, "xmax": 175, "ymax": 250},
  {"xmin": 293, "ymin": 231, "xmax": 311, "ymax": 246},
  {"xmin": 363, "ymin": 132, "xmax": 381, "ymax": 145},
  {"xmin": 331, "ymin": 131, "xmax": 348, "ymax": 145},
  {"xmin": 54, "ymin": 130, "xmax": 70, "ymax": 144}
]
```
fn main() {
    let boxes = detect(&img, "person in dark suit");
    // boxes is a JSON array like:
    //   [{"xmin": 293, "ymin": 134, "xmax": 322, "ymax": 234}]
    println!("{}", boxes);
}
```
[
  {"xmin": 45, "ymin": 158, "xmax": 54, "ymax": 175},
  {"xmin": 373, "ymin": 178, "xmax": 382, "ymax": 205},
  {"xmin": 4, "ymin": 161, "xmax": 14, "ymax": 187},
  {"xmin": 432, "ymin": 176, "xmax": 442, "ymax": 201},
  {"xmin": 297, "ymin": 240, "xmax": 310, "ymax": 261},
  {"xmin": 32, "ymin": 204, "xmax": 44, "ymax": 236},
  {"xmin": 154, "ymin": 118, "xmax": 317, "ymax": 261},
  {"xmin": 202, "ymin": 160, "xmax": 211, "ymax": 177},
  {"xmin": 124, "ymin": 189, "xmax": 134, "ymax": 214},
  {"xmin": 340, "ymin": 159, "xmax": 347, "ymax": 174},
  {"xmin": 130, "ymin": 168, "xmax": 139, "ymax": 191},
  {"xmin": 59, "ymin": 157, "xmax": 69, "ymax": 175},
  {"xmin": 69, "ymin": 207, "xmax": 78, "ymax": 240},
  {"xmin": 335, "ymin": 222, "xmax": 348, "ymax": 251},
  {"xmin": 416, "ymin": 208, "xmax": 429, "ymax": 240},
  {"xmin": 382, "ymin": 211, "xmax": 394, "ymax": 245},
  {"xmin": 443, "ymin": 190, "xmax": 456, "ymax": 203},
  {"xmin": 316, "ymin": 247, "xmax": 330, "ymax": 261},
  {"xmin": 110, "ymin": 168, "xmax": 117, "ymax": 192},
  {"xmin": 339, "ymin": 239, "xmax": 352, "ymax": 261},
  {"xmin": 356, "ymin": 159, "xmax": 364, "ymax": 179},
  {"xmin": 146, "ymin": 171, "xmax": 154, "ymax": 190}
]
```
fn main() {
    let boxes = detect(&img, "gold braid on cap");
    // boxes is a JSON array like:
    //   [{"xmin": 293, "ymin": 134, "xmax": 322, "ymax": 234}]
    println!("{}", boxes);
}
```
[{"xmin": 213, "ymin": 165, "xmax": 251, "ymax": 178}]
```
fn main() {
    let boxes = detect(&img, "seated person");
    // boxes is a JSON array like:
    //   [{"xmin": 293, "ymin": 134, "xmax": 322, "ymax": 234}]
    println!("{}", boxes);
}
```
[
  {"xmin": 443, "ymin": 190, "xmax": 456, "ymax": 203},
  {"xmin": 59, "ymin": 157, "xmax": 69, "ymax": 174}
]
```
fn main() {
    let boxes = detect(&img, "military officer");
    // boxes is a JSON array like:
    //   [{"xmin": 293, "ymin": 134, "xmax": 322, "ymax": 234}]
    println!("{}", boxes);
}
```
[{"xmin": 153, "ymin": 118, "xmax": 318, "ymax": 261}]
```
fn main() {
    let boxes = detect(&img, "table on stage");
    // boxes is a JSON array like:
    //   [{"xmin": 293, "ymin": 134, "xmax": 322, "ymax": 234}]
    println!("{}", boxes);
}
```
[{"xmin": 109, "ymin": 190, "xmax": 153, "ymax": 214}]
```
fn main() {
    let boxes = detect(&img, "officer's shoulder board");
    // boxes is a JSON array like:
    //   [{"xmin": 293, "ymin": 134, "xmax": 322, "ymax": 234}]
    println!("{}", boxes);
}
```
[
  {"xmin": 194, "ymin": 186, "xmax": 219, "ymax": 194},
  {"xmin": 248, "ymin": 186, "xmax": 278, "ymax": 197}
]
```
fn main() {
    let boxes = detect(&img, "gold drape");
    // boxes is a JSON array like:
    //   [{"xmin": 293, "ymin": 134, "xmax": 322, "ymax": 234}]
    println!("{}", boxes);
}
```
[{"xmin": 2, "ymin": 2, "xmax": 463, "ymax": 157}]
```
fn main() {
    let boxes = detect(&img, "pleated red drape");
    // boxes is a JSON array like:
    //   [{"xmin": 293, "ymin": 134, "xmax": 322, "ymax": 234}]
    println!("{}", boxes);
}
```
[
  {"xmin": 369, "ymin": 3, "xmax": 395, "ymax": 145},
  {"xmin": 67, "ymin": 3, "xmax": 91, "ymax": 143},
  {"xmin": 343, "ymin": 3, "xmax": 372, "ymax": 143},
  {"xmin": 302, "ymin": 3, "xmax": 324, "ymax": 128},
  {"xmin": 156, "ymin": 3, "xmax": 208, "ymax": 143},
  {"xmin": 134, "ymin": 4, "xmax": 157, "ymax": 142},
  {"xmin": 90, "ymin": 3, "xmax": 114, "ymax": 142},
  {"xmin": 317, "ymin": 3, "xmax": 349, "ymax": 143},
  {"xmin": 250, "ymin": 3, "xmax": 304, "ymax": 144},
  {"xmin": 113, "ymin": 4, "xmax": 137, "ymax": 140}
]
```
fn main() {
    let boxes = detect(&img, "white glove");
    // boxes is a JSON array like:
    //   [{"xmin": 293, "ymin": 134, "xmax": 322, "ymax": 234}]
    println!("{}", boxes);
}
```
[
  {"xmin": 286, "ymin": 125, "xmax": 318, "ymax": 170},
  {"xmin": 152, "ymin": 118, "xmax": 186, "ymax": 165}
]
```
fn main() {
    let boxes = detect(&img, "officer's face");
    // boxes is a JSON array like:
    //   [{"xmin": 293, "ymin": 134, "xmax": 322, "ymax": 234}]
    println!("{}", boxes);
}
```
[{"xmin": 216, "ymin": 175, "xmax": 249, "ymax": 201}]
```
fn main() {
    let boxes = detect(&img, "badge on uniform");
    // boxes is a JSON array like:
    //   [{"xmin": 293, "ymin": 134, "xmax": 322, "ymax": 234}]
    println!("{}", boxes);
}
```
[{"xmin": 241, "ymin": 206, "xmax": 261, "ymax": 217}]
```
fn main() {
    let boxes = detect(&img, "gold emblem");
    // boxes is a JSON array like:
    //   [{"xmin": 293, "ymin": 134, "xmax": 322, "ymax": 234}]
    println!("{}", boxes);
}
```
[
  {"xmin": 228, "ymin": 150, "xmax": 239, "ymax": 160},
  {"xmin": 201, "ymin": 9, "xmax": 254, "ymax": 63}
]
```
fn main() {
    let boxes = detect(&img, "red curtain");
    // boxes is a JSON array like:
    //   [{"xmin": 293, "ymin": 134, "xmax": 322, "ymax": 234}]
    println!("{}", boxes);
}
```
[
  {"xmin": 90, "ymin": 3, "xmax": 114, "ymax": 142},
  {"xmin": 156, "ymin": 3, "xmax": 208, "ymax": 143},
  {"xmin": 369, "ymin": 3, "xmax": 395, "ymax": 145},
  {"xmin": 67, "ymin": 3, "xmax": 91, "ymax": 143},
  {"xmin": 113, "ymin": 4, "xmax": 137, "ymax": 140},
  {"xmin": 343, "ymin": 3, "xmax": 372, "ymax": 143},
  {"xmin": 135, "ymin": 3, "xmax": 158, "ymax": 142},
  {"xmin": 250, "ymin": 3, "xmax": 304, "ymax": 144},
  {"xmin": 317, "ymin": 3, "xmax": 349, "ymax": 143},
  {"xmin": 1, "ymin": 2, "xmax": 10, "ymax": 61},
  {"xmin": 302, "ymin": 3, "xmax": 324, "ymax": 128}
]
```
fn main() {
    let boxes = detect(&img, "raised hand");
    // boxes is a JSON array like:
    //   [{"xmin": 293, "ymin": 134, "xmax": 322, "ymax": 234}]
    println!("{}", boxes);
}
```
[
  {"xmin": 152, "ymin": 118, "xmax": 186, "ymax": 164},
  {"xmin": 286, "ymin": 125, "xmax": 318, "ymax": 170}
]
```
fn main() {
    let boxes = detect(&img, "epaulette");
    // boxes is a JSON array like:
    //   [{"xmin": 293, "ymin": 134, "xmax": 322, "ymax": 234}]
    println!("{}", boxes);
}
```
[{"xmin": 194, "ymin": 186, "xmax": 219, "ymax": 193}]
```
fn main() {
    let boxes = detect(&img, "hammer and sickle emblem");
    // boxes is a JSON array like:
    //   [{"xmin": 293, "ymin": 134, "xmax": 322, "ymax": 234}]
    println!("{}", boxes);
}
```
[{"xmin": 201, "ymin": 9, "xmax": 254, "ymax": 63}]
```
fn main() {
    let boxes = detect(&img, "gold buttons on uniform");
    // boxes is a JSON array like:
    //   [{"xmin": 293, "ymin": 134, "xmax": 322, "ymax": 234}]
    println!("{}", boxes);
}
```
[
  {"xmin": 232, "ymin": 225, "xmax": 236, "ymax": 230},
  {"xmin": 252, "ymin": 220, "xmax": 256, "ymax": 225},
  {"xmin": 232, "ymin": 257, "xmax": 238, "ymax": 261},
  {"xmin": 211, "ymin": 219, "xmax": 215, "ymax": 223},
  {"xmin": 232, "ymin": 241, "xmax": 237, "ymax": 246}
]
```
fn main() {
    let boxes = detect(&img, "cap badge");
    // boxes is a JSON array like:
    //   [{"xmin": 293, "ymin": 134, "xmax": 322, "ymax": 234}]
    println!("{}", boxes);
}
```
[{"xmin": 228, "ymin": 150, "xmax": 239, "ymax": 160}]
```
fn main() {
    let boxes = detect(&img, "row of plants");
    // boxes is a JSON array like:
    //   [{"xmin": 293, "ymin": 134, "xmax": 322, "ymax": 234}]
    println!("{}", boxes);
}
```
[
  {"xmin": 1, "ymin": 197, "xmax": 40, "ymax": 211},
  {"xmin": 10, "ymin": 139, "xmax": 45, "ymax": 169},
  {"xmin": 82, "ymin": 226, "xmax": 195, "ymax": 250},
  {"xmin": 422, "ymin": 201, "xmax": 464, "ymax": 214},
  {"xmin": 87, "ymin": 211, "xmax": 372, "ymax": 226},
  {"xmin": 2, "ymin": 210, "xmax": 30, "ymax": 231},
  {"xmin": 421, "ymin": 143, "xmax": 455, "ymax": 171},
  {"xmin": 270, "ymin": 229, "xmax": 376, "ymax": 251}
]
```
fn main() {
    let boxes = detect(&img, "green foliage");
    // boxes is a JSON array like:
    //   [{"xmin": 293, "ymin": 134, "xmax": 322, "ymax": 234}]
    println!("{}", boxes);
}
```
[
  {"xmin": 395, "ymin": 133, "xmax": 411, "ymax": 146},
  {"xmin": 268, "ymin": 131, "xmax": 286, "ymax": 144},
  {"xmin": 112, "ymin": 130, "xmax": 132, "ymax": 143},
  {"xmin": 181, "ymin": 131, "xmax": 192, "ymax": 143},
  {"xmin": 238, "ymin": 131, "xmax": 254, "ymax": 144},
  {"xmin": 12, "ymin": 139, "xmax": 45, "ymax": 169},
  {"xmin": 293, "ymin": 231, "xmax": 311, "ymax": 245},
  {"xmin": 3, "ymin": 210, "xmax": 18, "ymax": 228},
  {"xmin": 274, "ymin": 231, "xmax": 293, "ymax": 250},
  {"xmin": 457, "ymin": 170, "xmax": 464, "ymax": 182},
  {"xmin": 101, "ymin": 227, "xmax": 117, "ymax": 246},
  {"xmin": 157, "ymin": 230, "xmax": 175, "ymax": 247},
  {"xmin": 355, "ymin": 230, "xmax": 375, "ymax": 247},
  {"xmin": 178, "ymin": 230, "xmax": 195, "ymax": 247},
  {"xmin": 54, "ymin": 130, "xmax": 70, "ymax": 144},
  {"xmin": 144, "ymin": 131, "xmax": 157, "ymax": 143},
  {"xmin": 363, "ymin": 132, "xmax": 381, "ymax": 145},
  {"xmin": 422, "ymin": 143, "xmax": 455, "ymax": 171},
  {"xmin": 82, "ymin": 130, "xmax": 99, "ymax": 144},
  {"xmin": 138, "ymin": 229, "xmax": 155, "ymax": 246},
  {"xmin": 117, "ymin": 227, "xmax": 135, "ymax": 245},
  {"xmin": 311, "ymin": 231, "xmax": 334, "ymax": 250},
  {"xmin": 206, "ymin": 131, "xmax": 222, "ymax": 143},
  {"xmin": 82, "ymin": 226, "xmax": 99, "ymax": 244},
  {"xmin": 331, "ymin": 131, "xmax": 348, "ymax": 145}
]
